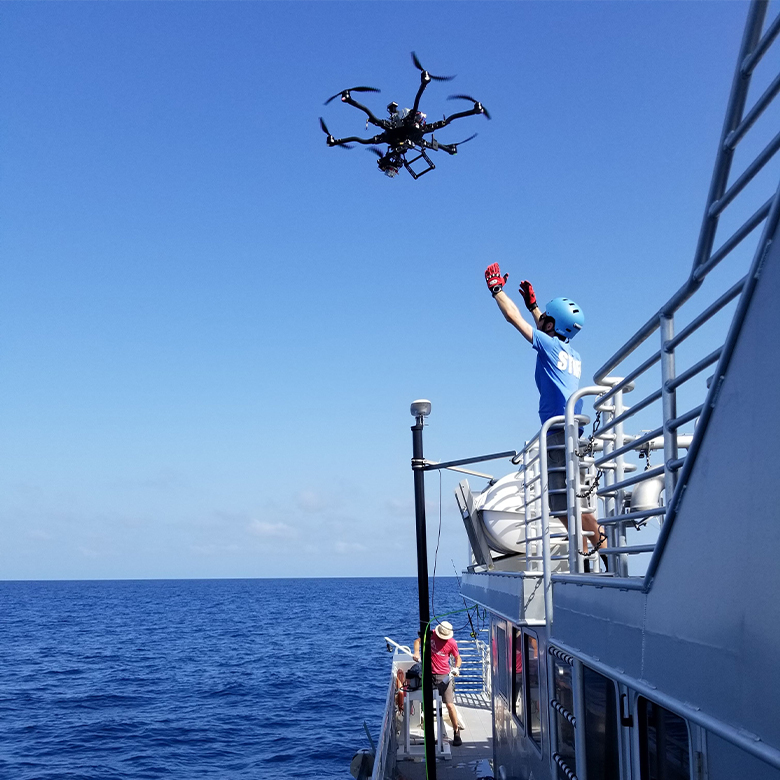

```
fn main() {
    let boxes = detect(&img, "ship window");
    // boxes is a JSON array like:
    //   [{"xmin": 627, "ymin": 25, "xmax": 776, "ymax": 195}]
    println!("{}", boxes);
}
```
[
  {"xmin": 552, "ymin": 656, "xmax": 576, "ymax": 779},
  {"xmin": 525, "ymin": 633, "xmax": 541, "ymax": 747},
  {"xmin": 494, "ymin": 622, "xmax": 509, "ymax": 700},
  {"xmin": 583, "ymin": 666, "xmax": 620, "ymax": 780},
  {"xmin": 512, "ymin": 629, "xmax": 524, "ymax": 726},
  {"xmin": 638, "ymin": 698, "xmax": 691, "ymax": 780}
]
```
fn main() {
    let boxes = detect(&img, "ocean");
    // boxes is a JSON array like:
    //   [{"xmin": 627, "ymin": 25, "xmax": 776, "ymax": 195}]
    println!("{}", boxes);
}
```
[{"xmin": 0, "ymin": 577, "xmax": 475, "ymax": 779}]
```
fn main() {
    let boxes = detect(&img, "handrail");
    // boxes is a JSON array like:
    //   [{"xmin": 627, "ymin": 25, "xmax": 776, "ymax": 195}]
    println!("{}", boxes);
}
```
[
  {"xmin": 584, "ymin": 0, "xmax": 780, "ymax": 590},
  {"xmin": 645, "ymin": 178, "xmax": 780, "ymax": 590},
  {"xmin": 370, "ymin": 649, "xmax": 400, "ymax": 780},
  {"xmin": 595, "ymin": 4, "xmax": 771, "ymax": 385},
  {"xmin": 458, "ymin": 2, "xmax": 777, "ymax": 591},
  {"xmin": 383, "ymin": 637, "xmax": 412, "ymax": 655}
]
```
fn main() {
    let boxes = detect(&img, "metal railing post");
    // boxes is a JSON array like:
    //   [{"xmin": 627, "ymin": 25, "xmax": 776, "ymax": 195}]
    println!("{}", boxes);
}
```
[
  {"xmin": 525, "ymin": 443, "xmax": 542, "ymax": 574},
  {"xmin": 600, "ymin": 396, "xmax": 617, "ymax": 568},
  {"xmin": 612, "ymin": 386, "xmax": 628, "ymax": 577},
  {"xmin": 565, "ymin": 411, "xmax": 582, "ymax": 574},
  {"xmin": 660, "ymin": 315, "xmax": 679, "ymax": 512},
  {"xmin": 522, "ymin": 448, "xmax": 532, "ymax": 572},
  {"xmin": 539, "ymin": 418, "xmax": 559, "ymax": 622}
]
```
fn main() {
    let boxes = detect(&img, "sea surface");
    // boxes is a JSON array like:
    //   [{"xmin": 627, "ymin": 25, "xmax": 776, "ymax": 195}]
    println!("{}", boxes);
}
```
[{"xmin": 0, "ymin": 577, "xmax": 474, "ymax": 779}]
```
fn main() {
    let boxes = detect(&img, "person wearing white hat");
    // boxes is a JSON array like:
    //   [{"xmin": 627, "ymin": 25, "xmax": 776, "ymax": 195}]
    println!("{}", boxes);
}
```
[{"xmin": 430, "ymin": 620, "xmax": 463, "ymax": 746}]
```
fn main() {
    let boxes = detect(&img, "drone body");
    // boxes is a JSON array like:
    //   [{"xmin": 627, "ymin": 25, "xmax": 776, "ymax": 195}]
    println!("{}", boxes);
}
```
[{"xmin": 319, "ymin": 53, "xmax": 490, "ymax": 179}]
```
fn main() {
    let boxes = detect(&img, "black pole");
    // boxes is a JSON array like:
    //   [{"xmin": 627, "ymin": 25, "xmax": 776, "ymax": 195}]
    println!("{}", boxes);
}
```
[{"xmin": 410, "ymin": 400, "xmax": 437, "ymax": 778}]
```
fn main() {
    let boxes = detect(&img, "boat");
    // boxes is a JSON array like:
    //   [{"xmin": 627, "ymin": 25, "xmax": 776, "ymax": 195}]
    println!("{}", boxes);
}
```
[{"xmin": 356, "ymin": 1, "xmax": 780, "ymax": 778}]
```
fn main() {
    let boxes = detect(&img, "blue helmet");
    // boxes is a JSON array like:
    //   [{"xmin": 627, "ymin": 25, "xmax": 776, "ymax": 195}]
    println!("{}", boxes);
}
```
[{"xmin": 544, "ymin": 297, "xmax": 584, "ymax": 340}]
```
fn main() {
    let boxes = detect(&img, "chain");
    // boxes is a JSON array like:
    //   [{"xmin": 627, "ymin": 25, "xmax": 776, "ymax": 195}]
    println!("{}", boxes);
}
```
[
  {"xmin": 638, "ymin": 443, "xmax": 651, "ymax": 471},
  {"xmin": 575, "ymin": 407, "xmax": 603, "ymax": 500},
  {"xmin": 577, "ymin": 529, "xmax": 608, "ymax": 557},
  {"xmin": 573, "ymin": 402, "xmax": 608, "ymax": 556},
  {"xmin": 574, "ymin": 409, "xmax": 602, "ymax": 458},
  {"xmin": 577, "ymin": 468, "xmax": 602, "ymax": 501}
]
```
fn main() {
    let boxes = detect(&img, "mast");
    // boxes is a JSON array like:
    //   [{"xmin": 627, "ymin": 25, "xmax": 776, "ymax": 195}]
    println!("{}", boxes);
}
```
[{"xmin": 410, "ymin": 399, "xmax": 437, "ymax": 778}]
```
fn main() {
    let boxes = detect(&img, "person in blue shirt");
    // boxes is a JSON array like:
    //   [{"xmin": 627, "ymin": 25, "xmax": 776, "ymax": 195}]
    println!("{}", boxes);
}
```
[{"xmin": 484, "ymin": 262, "xmax": 604, "ymax": 556}]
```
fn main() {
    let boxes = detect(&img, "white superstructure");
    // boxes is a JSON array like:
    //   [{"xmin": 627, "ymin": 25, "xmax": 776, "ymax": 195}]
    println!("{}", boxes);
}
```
[{"xmin": 367, "ymin": 2, "xmax": 780, "ymax": 779}]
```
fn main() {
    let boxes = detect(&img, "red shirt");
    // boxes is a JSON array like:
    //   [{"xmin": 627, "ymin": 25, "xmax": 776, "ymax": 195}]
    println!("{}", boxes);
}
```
[{"xmin": 430, "ymin": 633, "xmax": 459, "ymax": 675}]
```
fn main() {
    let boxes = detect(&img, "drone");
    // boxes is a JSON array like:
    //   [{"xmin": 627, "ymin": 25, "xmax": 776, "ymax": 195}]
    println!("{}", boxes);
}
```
[{"xmin": 319, "ymin": 52, "xmax": 490, "ymax": 179}]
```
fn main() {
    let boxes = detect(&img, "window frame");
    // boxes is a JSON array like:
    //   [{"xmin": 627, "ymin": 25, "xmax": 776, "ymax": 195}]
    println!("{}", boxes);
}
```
[
  {"xmin": 524, "ymin": 630, "xmax": 543, "ymax": 754},
  {"xmin": 511, "ymin": 627, "xmax": 525, "ymax": 732},
  {"xmin": 492, "ymin": 619, "xmax": 509, "ymax": 704},
  {"xmin": 581, "ymin": 663, "xmax": 622, "ymax": 780},
  {"xmin": 635, "ymin": 695, "xmax": 693, "ymax": 780}
]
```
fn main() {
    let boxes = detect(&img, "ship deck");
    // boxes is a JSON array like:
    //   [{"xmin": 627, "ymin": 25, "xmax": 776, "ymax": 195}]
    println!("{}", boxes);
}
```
[{"xmin": 396, "ymin": 690, "xmax": 493, "ymax": 780}]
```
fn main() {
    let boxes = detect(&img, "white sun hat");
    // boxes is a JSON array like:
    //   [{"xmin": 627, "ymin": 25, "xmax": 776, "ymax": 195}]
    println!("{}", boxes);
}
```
[{"xmin": 434, "ymin": 621, "xmax": 454, "ymax": 640}]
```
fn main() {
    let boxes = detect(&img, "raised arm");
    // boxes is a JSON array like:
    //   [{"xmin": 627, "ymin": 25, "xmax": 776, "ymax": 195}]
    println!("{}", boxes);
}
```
[
  {"xmin": 485, "ymin": 264, "xmax": 535, "ymax": 343},
  {"xmin": 519, "ymin": 280, "xmax": 542, "ymax": 327}
]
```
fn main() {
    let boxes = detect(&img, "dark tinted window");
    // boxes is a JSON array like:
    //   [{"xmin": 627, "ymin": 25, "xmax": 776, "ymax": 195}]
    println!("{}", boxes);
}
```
[
  {"xmin": 525, "ymin": 634, "xmax": 541, "ymax": 746},
  {"xmin": 494, "ymin": 622, "xmax": 508, "ymax": 700},
  {"xmin": 512, "ymin": 629, "xmax": 524, "ymax": 726},
  {"xmin": 583, "ymin": 666, "xmax": 620, "ymax": 780},
  {"xmin": 639, "ymin": 698, "xmax": 690, "ymax": 780}
]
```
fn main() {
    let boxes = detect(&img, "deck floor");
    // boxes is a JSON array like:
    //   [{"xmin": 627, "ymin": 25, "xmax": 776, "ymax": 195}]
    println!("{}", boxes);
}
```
[{"xmin": 396, "ymin": 691, "xmax": 493, "ymax": 780}]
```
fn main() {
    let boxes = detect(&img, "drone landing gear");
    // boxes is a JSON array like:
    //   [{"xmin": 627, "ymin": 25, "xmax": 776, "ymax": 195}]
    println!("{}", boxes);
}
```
[{"xmin": 403, "ymin": 147, "xmax": 435, "ymax": 179}]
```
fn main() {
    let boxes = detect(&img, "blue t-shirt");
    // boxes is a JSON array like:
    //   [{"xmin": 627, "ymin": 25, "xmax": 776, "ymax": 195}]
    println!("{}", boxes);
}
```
[{"xmin": 532, "ymin": 330, "xmax": 583, "ymax": 424}]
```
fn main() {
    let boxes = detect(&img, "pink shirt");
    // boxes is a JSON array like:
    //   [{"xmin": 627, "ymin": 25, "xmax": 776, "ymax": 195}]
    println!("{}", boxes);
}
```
[{"xmin": 430, "ymin": 633, "xmax": 459, "ymax": 675}]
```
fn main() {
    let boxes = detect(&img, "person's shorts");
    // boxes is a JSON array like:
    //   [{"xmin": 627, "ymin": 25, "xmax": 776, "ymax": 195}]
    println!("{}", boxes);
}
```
[{"xmin": 432, "ymin": 673, "xmax": 455, "ymax": 704}]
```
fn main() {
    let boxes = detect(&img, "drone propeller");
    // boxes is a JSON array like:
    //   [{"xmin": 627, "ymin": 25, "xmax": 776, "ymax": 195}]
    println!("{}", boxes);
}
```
[
  {"xmin": 324, "ymin": 86, "xmax": 381, "ymax": 105},
  {"xmin": 447, "ymin": 94, "xmax": 491, "ymax": 120},
  {"xmin": 367, "ymin": 147, "xmax": 385, "ymax": 158},
  {"xmin": 318, "ymin": 117, "xmax": 354, "ymax": 149},
  {"xmin": 411, "ymin": 52, "xmax": 455, "ymax": 82},
  {"xmin": 453, "ymin": 133, "xmax": 478, "ymax": 148}
]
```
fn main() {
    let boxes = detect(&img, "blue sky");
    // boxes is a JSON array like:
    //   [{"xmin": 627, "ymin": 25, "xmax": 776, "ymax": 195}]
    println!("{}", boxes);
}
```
[{"xmin": 0, "ymin": 1, "xmax": 756, "ymax": 579}]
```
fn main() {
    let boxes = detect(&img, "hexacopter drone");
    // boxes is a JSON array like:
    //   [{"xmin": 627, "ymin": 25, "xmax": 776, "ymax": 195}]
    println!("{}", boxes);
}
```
[{"xmin": 319, "ymin": 52, "xmax": 490, "ymax": 179}]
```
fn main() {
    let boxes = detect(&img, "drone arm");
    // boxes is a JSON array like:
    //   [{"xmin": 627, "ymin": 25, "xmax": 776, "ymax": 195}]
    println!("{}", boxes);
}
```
[
  {"xmin": 328, "ymin": 133, "xmax": 385, "ymax": 147},
  {"xmin": 410, "ymin": 73, "xmax": 431, "ymax": 116},
  {"xmin": 342, "ymin": 96, "xmax": 386, "ymax": 129},
  {"xmin": 433, "ymin": 107, "xmax": 484, "ymax": 129},
  {"xmin": 435, "ymin": 142, "xmax": 458, "ymax": 156}
]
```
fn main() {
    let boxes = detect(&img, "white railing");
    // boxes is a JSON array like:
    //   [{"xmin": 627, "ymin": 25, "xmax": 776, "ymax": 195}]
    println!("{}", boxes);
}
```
[
  {"xmin": 369, "ymin": 650, "xmax": 400, "ymax": 780},
  {"xmin": 493, "ymin": 0, "xmax": 780, "ymax": 597},
  {"xmin": 369, "ymin": 634, "xmax": 491, "ymax": 778},
  {"xmin": 451, "ymin": 634, "xmax": 491, "ymax": 699},
  {"xmin": 580, "ymin": 0, "xmax": 780, "ymax": 589},
  {"xmin": 475, "ymin": 637, "xmax": 491, "ymax": 700}
]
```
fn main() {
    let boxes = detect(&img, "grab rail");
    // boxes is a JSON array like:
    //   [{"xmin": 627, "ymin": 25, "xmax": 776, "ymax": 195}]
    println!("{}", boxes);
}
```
[
  {"xmin": 583, "ymin": 0, "xmax": 780, "ymax": 589},
  {"xmin": 453, "ymin": 0, "xmax": 780, "ymax": 599},
  {"xmin": 369, "ymin": 650, "xmax": 400, "ymax": 780}
]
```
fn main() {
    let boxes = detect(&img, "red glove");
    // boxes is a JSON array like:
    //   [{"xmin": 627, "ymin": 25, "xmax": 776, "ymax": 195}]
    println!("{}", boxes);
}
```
[
  {"xmin": 518, "ymin": 280, "xmax": 537, "ymax": 311},
  {"xmin": 485, "ymin": 263, "xmax": 508, "ymax": 295}
]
